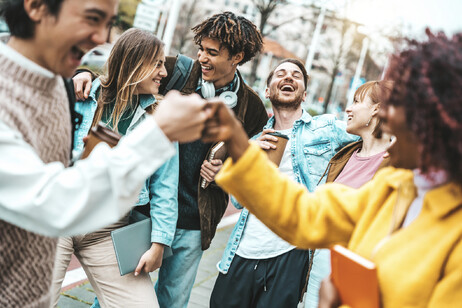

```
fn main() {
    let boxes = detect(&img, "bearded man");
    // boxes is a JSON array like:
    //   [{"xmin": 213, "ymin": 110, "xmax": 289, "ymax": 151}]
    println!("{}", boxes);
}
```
[{"xmin": 210, "ymin": 59, "xmax": 357, "ymax": 308}]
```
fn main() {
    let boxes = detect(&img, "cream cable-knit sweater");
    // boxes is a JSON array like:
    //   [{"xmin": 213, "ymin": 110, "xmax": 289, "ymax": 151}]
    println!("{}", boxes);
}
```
[{"xmin": 0, "ymin": 48, "xmax": 71, "ymax": 307}]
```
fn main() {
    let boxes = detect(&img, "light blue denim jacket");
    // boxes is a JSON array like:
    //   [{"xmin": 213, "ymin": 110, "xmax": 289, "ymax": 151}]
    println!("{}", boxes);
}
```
[
  {"xmin": 74, "ymin": 78, "xmax": 179, "ymax": 246},
  {"xmin": 217, "ymin": 110, "xmax": 358, "ymax": 273}
]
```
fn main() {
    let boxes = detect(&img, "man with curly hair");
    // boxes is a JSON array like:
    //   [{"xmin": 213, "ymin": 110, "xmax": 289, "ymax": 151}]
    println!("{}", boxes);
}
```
[
  {"xmin": 75, "ymin": 11, "xmax": 269, "ymax": 308},
  {"xmin": 156, "ymin": 12, "xmax": 268, "ymax": 307}
]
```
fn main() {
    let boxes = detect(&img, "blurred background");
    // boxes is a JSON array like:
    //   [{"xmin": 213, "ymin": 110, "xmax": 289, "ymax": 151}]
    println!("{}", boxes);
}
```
[{"xmin": 2, "ymin": 0, "xmax": 460, "ymax": 117}]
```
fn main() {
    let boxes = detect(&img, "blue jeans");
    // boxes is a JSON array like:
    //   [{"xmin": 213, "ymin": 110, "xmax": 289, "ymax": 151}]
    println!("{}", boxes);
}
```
[
  {"xmin": 305, "ymin": 249, "xmax": 331, "ymax": 308},
  {"xmin": 155, "ymin": 228, "xmax": 203, "ymax": 308}
]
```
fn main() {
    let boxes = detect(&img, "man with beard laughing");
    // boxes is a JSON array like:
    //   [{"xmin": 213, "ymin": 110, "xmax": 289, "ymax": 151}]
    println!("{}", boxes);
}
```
[{"xmin": 210, "ymin": 59, "xmax": 357, "ymax": 308}]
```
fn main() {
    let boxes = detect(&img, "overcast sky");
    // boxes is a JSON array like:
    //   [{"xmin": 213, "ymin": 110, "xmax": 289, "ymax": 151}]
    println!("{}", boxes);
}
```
[
  {"xmin": 300, "ymin": 0, "xmax": 461, "ymax": 37},
  {"xmin": 349, "ymin": 0, "xmax": 461, "ymax": 36}
]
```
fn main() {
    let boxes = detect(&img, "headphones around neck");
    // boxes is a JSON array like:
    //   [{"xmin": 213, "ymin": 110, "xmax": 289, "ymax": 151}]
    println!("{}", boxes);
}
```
[{"xmin": 200, "ymin": 77, "xmax": 240, "ymax": 108}]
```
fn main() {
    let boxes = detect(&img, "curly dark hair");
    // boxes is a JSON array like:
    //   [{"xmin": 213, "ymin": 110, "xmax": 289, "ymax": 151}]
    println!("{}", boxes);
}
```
[
  {"xmin": 385, "ymin": 29, "xmax": 462, "ymax": 183},
  {"xmin": 191, "ymin": 11, "xmax": 263, "ymax": 65}
]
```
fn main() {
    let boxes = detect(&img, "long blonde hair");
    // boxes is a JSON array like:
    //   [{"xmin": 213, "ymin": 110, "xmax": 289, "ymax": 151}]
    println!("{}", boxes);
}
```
[{"xmin": 92, "ymin": 28, "xmax": 164, "ymax": 132}]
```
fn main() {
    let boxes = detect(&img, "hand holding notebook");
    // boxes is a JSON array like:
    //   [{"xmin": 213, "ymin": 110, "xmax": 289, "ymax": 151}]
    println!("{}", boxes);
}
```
[
  {"xmin": 201, "ymin": 141, "xmax": 227, "ymax": 189},
  {"xmin": 330, "ymin": 245, "xmax": 380, "ymax": 308}
]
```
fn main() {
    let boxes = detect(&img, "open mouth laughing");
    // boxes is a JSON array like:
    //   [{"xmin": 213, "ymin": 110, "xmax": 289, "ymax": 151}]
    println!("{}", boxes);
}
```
[
  {"xmin": 201, "ymin": 64, "xmax": 213, "ymax": 74},
  {"xmin": 279, "ymin": 83, "xmax": 295, "ymax": 94},
  {"xmin": 70, "ymin": 46, "xmax": 87, "ymax": 65}
]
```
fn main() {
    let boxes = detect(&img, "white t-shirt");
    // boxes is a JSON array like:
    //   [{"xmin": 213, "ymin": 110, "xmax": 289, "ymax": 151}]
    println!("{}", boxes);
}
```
[{"xmin": 236, "ymin": 128, "xmax": 296, "ymax": 259}]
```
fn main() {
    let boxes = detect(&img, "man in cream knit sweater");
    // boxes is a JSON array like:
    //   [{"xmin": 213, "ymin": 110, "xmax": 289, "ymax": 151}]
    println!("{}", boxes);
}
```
[{"xmin": 0, "ymin": 0, "xmax": 211, "ymax": 307}]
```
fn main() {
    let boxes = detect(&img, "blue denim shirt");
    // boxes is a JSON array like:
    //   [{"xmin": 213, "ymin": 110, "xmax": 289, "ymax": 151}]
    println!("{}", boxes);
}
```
[
  {"xmin": 74, "ymin": 78, "xmax": 179, "ymax": 246},
  {"xmin": 217, "ymin": 110, "xmax": 358, "ymax": 273}
]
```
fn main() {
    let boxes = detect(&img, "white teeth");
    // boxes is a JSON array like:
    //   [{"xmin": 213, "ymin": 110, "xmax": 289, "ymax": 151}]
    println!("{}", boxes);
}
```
[
  {"xmin": 201, "ymin": 65, "xmax": 212, "ymax": 70},
  {"xmin": 281, "ymin": 84, "xmax": 295, "ymax": 92}
]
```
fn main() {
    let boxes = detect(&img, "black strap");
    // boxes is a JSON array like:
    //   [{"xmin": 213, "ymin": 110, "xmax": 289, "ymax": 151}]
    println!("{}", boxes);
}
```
[{"xmin": 62, "ymin": 77, "xmax": 83, "ymax": 157}]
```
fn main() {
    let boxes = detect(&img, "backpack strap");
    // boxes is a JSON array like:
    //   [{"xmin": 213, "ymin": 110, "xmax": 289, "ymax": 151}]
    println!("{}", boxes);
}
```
[
  {"xmin": 62, "ymin": 77, "xmax": 83, "ymax": 156},
  {"xmin": 163, "ymin": 54, "xmax": 194, "ymax": 93}
]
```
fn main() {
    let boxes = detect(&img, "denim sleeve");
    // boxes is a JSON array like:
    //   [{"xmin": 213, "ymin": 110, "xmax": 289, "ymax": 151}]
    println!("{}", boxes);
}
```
[
  {"xmin": 332, "ymin": 119, "xmax": 360, "ymax": 152},
  {"xmin": 148, "ymin": 142, "xmax": 179, "ymax": 246},
  {"xmin": 230, "ymin": 195, "xmax": 244, "ymax": 210}
]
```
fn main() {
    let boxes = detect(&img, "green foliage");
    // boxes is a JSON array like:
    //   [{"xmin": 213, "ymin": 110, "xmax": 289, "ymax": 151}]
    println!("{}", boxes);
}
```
[
  {"xmin": 306, "ymin": 107, "xmax": 320, "ymax": 116},
  {"xmin": 117, "ymin": 0, "xmax": 142, "ymax": 30}
]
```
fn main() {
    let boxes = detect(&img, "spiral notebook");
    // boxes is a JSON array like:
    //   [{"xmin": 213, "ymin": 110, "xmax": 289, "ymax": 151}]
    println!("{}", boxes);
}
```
[{"xmin": 200, "ymin": 141, "xmax": 227, "ymax": 189}]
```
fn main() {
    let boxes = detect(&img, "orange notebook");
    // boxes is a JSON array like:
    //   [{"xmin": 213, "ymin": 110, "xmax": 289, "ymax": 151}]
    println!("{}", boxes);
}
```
[{"xmin": 330, "ymin": 245, "xmax": 380, "ymax": 308}]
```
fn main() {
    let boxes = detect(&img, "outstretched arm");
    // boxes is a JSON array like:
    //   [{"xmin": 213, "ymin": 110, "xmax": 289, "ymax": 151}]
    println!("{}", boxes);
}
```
[
  {"xmin": 202, "ymin": 102, "xmax": 367, "ymax": 249},
  {"xmin": 0, "ymin": 91, "xmax": 211, "ymax": 237}
]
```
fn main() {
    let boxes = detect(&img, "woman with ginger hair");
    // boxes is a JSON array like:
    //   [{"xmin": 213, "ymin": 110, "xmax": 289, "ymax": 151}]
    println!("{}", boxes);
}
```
[{"xmin": 305, "ymin": 80, "xmax": 393, "ymax": 308}]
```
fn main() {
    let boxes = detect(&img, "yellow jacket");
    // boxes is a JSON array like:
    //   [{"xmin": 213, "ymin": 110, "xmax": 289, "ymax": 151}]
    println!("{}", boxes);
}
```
[{"xmin": 216, "ymin": 143, "xmax": 462, "ymax": 307}]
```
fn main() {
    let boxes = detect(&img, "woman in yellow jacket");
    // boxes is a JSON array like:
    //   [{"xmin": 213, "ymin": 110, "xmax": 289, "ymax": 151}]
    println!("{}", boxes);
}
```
[{"xmin": 203, "ymin": 31, "xmax": 462, "ymax": 307}]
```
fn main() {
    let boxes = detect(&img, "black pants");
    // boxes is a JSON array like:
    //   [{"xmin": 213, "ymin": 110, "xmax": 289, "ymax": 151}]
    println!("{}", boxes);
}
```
[{"xmin": 210, "ymin": 248, "xmax": 310, "ymax": 308}]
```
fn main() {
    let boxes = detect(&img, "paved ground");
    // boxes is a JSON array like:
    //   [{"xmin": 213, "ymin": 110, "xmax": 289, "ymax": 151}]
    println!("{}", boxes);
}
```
[{"xmin": 57, "ymin": 225, "xmax": 233, "ymax": 308}]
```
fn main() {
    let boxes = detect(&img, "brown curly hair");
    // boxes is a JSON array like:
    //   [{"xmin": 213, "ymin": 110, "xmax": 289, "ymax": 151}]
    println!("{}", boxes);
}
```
[
  {"xmin": 385, "ymin": 29, "xmax": 462, "ymax": 183},
  {"xmin": 191, "ymin": 11, "xmax": 263, "ymax": 65}
]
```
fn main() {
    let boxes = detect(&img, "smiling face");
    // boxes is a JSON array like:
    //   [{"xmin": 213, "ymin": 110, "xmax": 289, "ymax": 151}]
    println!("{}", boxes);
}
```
[
  {"xmin": 30, "ymin": 0, "xmax": 118, "ymax": 77},
  {"xmin": 345, "ymin": 94, "xmax": 379, "ymax": 136},
  {"xmin": 265, "ymin": 62, "xmax": 307, "ymax": 110},
  {"xmin": 379, "ymin": 104, "xmax": 420, "ymax": 169},
  {"xmin": 136, "ymin": 55, "xmax": 168, "ymax": 95},
  {"xmin": 197, "ymin": 37, "xmax": 243, "ymax": 89}
]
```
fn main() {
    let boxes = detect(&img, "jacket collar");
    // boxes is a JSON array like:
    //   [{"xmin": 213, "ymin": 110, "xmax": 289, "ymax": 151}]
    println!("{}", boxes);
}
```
[
  {"xmin": 138, "ymin": 94, "xmax": 157, "ymax": 110},
  {"xmin": 233, "ymin": 69, "xmax": 248, "ymax": 124},
  {"xmin": 424, "ymin": 182, "xmax": 462, "ymax": 218},
  {"xmin": 89, "ymin": 78, "xmax": 102, "ymax": 101},
  {"xmin": 383, "ymin": 168, "xmax": 462, "ymax": 218},
  {"xmin": 329, "ymin": 140, "xmax": 363, "ymax": 165},
  {"xmin": 264, "ymin": 109, "xmax": 311, "ymax": 130}
]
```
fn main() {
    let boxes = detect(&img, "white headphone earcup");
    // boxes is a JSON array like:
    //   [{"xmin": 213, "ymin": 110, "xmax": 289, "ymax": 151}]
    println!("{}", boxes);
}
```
[
  {"xmin": 201, "ymin": 81, "xmax": 215, "ymax": 99},
  {"xmin": 219, "ymin": 91, "xmax": 238, "ymax": 108}
]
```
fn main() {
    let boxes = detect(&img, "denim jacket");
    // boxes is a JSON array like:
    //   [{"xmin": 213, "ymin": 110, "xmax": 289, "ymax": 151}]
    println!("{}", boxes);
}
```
[
  {"xmin": 217, "ymin": 109, "xmax": 358, "ymax": 273},
  {"xmin": 74, "ymin": 78, "xmax": 179, "ymax": 246}
]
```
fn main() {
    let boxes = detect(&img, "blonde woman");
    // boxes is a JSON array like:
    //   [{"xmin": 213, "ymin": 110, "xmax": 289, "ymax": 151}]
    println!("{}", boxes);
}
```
[{"xmin": 51, "ymin": 28, "xmax": 177, "ymax": 308}]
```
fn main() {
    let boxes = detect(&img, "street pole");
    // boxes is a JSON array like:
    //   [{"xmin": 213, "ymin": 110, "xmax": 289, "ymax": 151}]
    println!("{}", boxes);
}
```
[
  {"xmin": 162, "ymin": 0, "xmax": 183, "ymax": 56},
  {"xmin": 305, "ymin": 3, "xmax": 326, "ymax": 75},
  {"xmin": 346, "ymin": 36, "xmax": 369, "ymax": 108},
  {"xmin": 381, "ymin": 55, "xmax": 390, "ymax": 79}
]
